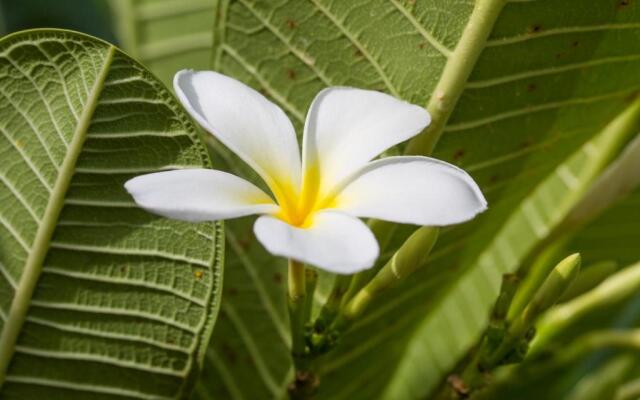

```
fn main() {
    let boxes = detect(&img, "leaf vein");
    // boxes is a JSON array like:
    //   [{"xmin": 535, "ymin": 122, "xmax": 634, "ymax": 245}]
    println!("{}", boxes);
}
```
[
  {"xmin": 220, "ymin": 44, "xmax": 306, "ymax": 122},
  {"xmin": 389, "ymin": 0, "xmax": 452, "ymax": 57},
  {"xmin": 49, "ymin": 241, "xmax": 211, "ymax": 268},
  {"xmin": 42, "ymin": 266, "xmax": 207, "ymax": 307},
  {"xmin": 5, "ymin": 375, "xmax": 172, "ymax": 400},
  {"xmin": 445, "ymin": 88, "xmax": 639, "ymax": 132},
  {"xmin": 309, "ymin": 0, "xmax": 401, "ymax": 96},
  {"xmin": 14, "ymin": 345, "xmax": 187, "ymax": 377}
]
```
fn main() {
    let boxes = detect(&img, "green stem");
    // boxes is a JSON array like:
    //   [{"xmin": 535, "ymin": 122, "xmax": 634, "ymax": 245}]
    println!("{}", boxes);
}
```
[
  {"xmin": 303, "ymin": 269, "xmax": 318, "ymax": 325},
  {"xmin": 316, "ymin": 274, "xmax": 351, "ymax": 330},
  {"xmin": 332, "ymin": 287, "xmax": 372, "ymax": 332},
  {"xmin": 287, "ymin": 261, "xmax": 320, "ymax": 399},
  {"xmin": 446, "ymin": 275, "xmax": 519, "ymax": 397},
  {"xmin": 288, "ymin": 259, "xmax": 307, "ymax": 369},
  {"xmin": 344, "ymin": 0, "xmax": 511, "ymax": 317},
  {"xmin": 342, "ymin": 220, "xmax": 399, "ymax": 306},
  {"xmin": 335, "ymin": 227, "xmax": 439, "ymax": 332},
  {"xmin": 405, "ymin": 0, "xmax": 508, "ymax": 156},
  {"xmin": 507, "ymin": 239, "xmax": 568, "ymax": 321}
]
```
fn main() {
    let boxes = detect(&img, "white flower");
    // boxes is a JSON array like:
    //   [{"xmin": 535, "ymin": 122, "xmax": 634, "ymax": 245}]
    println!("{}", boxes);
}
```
[{"xmin": 125, "ymin": 71, "xmax": 487, "ymax": 274}]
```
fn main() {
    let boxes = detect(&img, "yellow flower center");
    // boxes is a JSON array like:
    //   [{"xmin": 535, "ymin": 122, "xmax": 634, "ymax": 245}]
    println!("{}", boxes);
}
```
[{"xmin": 272, "ymin": 165, "xmax": 336, "ymax": 228}]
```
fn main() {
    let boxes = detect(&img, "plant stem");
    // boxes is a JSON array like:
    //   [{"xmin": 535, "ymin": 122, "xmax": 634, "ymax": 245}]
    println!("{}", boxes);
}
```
[
  {"xmin": 405, "ymin": 0, "xmax": 509, "ymax": 156},
  {"xmin": 287, "ymin": 260, "xmax": 320, "ymax": 400},
  {"xmin": 303, "ymin": 269, "xmax": 318, "ymax": 324},
  {"xmin": 288, "ymin": 259, "xmax": 307, "ymax": 369},
  {"xmin": 341, "ymin": 220, "xmax": 400, "ymax": 306},
  {"xmin": 316, "ymin": 274, "xmax": 351, "ymax": 330}
]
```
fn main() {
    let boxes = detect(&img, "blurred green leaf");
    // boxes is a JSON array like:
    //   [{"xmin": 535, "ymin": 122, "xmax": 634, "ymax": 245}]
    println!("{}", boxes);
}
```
[
  {"xmin": 111, "ymin": 0, "xmax": 217, "ymax": 88},
  {"xmin": 0, "ymin": 0, "xmax": 117, "ymax": 42}
]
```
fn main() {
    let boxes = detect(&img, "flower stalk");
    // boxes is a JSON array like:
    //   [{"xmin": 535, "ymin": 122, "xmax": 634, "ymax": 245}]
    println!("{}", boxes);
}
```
[
  {"xmin": 303, "ymin": 269, "xmax": 318, "ymax": 324},
  {"xmin": 438, "ymin": 254, "xmax": 580, "ymax": 399},
  {"xmin": 484, "ymin": 253, "xmax": 581, "ymax": 367},
  {"xmin": 334, "ymin": 226, "xmax": 439, "ymax": 331},
  {"xmin": 287, "ymin": 261, "xmax": 323, "ymax": 400},
  {"xmin": 288, "ymin": 259, "xmax": 307, "ymax": 369},
  {"xmin": 315, "ymin": 275, "xmax": 352, "ymax": 330}
]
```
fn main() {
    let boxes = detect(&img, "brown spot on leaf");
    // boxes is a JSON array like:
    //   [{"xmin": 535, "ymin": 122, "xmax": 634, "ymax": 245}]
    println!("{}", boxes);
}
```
[
  {"xmin": 453, "ymin": 149, "xmax": 465, "ymax": 160},
  {"xmin": 528, "ymin": 24, "xmax": 542, "ymax": 34},
  {"xmin": 220, "ymin": 343, "xmax": 237, "ymax": 365},
  {"xmin": 354, "ymin": 47, "xmax": 364, "ymax": 58},
  {"xmin": 238, "ymin": 232, "xmax": 252, "ymax": 250},
  {"xmin": 520, "ymin": 138, "xmax": 533, "ymax": 148},
  {"xmin": 286, "ymin": 18, "xmax": 297, "ymax": 29},
  {"xmin": 571, "ymin": 40, "xmax": 579, "ymax": 48},
  {"xmin": 618, "ymin": 0, "xmax": 631, "ymax": 8},
  {"xmin": 273, "ymin": 272, "xmax": 283, "ymax": 284},
  {"xmin": 286, "ymin": 69, "xmax": 297, "ymax": 80},
  {"xmin": 490, "ymin": 174, "xmax": 499, "ymax": 184},
  {"xmin": 526, "ymin": 83, "xmax": 537, "ymax": 92},
  {"xmin": 418, "ymin": 42, "xmax": 426, "ymax": 49}
]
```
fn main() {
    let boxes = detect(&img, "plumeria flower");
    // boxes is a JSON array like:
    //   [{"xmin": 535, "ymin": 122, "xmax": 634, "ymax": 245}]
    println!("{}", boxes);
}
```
[{"xmin": 125, "ymin": 71, "xmax": 487, "ymax": 274}]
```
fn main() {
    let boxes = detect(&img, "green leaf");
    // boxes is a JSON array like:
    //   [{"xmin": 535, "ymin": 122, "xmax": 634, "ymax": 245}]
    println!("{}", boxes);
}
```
[
  {"xmin": 111, "ymin": 0, "xmax": 218, "ymax": 88},
  {"xmin": 113, "ymin": 0, "xmax": 640, "ymax": 398},
  {"xmin": 0, "ymin": 29, "xmax": 223, "ymax": 399}
]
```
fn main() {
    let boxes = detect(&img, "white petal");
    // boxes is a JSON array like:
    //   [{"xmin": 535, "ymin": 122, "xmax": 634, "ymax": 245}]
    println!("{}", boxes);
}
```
[
  {"xmin": 253, "ymin": 211, "xmax": 379, "ymax": 274},
  {"xmin": 174, "ymin": 70, "xmax": 301, "ymax": 194},
  {"xmin": 125, "ymin": 169, "xmax": 278, "ymax": 222},
  {"xmin": 336, "ymin": 156, "xmax": 487, "ymax": 226},
  {"xmin": 302, "ymin": 87, "xmax": 430, "ymax": 196}
]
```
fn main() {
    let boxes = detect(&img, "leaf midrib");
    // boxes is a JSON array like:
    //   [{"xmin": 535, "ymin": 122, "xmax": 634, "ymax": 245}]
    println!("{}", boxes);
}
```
[
  {"xmin": 0, "ymin": 44, "xmax": 116, "ymax": 385},
  {"xmin": 405, "ymin": 0, "xmax": 507, "ymax": 156}
]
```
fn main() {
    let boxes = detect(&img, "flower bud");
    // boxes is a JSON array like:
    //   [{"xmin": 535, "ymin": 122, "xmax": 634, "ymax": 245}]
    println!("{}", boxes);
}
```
[
  {"xmin": 559, "ymin": 260, "xmax": 617, "ymax": 302},
  {"xmin": 367, "ymin": 226, "xmax": 439, "ymax": 295},
  {"xmin": 339, "ymin": 226, "xmax": 439, "ymax": 325},
  {"xmin": 526, "ymin": 253, "xmax": 581, "ymax": 318}
]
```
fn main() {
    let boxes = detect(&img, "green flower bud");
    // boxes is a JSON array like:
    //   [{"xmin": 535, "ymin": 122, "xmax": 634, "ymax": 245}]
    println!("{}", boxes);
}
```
[
  {"xmin": 526, "ymin": 253, "xmax": 581, "ymax": 318},
  {"xmin": 338, "ymin": 226, "xmax": 439, "ymax": 326},
  {"xmin": 484, "ymin": 254, "xmax": 580, "ymax": 366},
  {"xmin": 369, "ymin": 226, "xmax": 439, "ymax": 291},
  {"xmin": 558, "ymin": 260, "xmax": 618, "ymax": 302}
]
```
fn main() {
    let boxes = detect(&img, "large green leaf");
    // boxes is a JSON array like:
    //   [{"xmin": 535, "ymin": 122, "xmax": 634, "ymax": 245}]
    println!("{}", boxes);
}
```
[
  {"xmin": 111, "ymin": 0, "xmax": 217, "ymax": 87},
  {"xmin": 112, "ymin": 0, "xmax": 640, "ymax": 399},
  {"xmin": 0, "ymin": 29, "xmax": 223, "ymax": 399}
]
